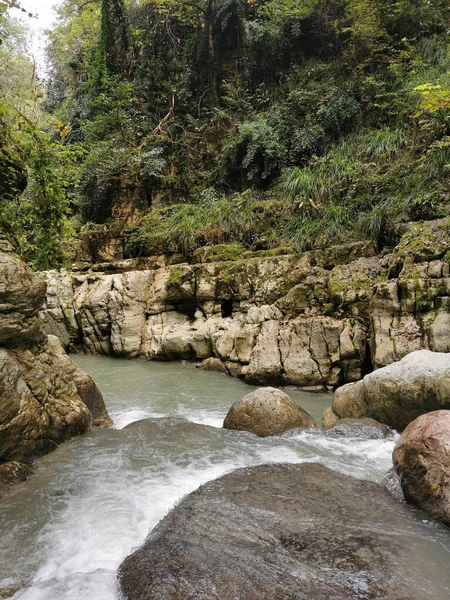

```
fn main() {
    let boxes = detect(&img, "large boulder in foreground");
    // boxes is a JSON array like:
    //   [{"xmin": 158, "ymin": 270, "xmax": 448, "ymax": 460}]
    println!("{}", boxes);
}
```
[
  {"xmin": 393, "ymin": 410, "xmax": 450, "ymax": 525},
  {"xmin": 45, "ymin": 335, "xmax": 112, "ymax": 427},
  {"xmin": 328, "ymin": 350, "xmax": 450, "ymax": 431},
  {"xmin": 0, "ymin": 335, "xmax": 111, "ymax": 466},
  {"xmin": 119, "ymin": 463, "xmax": 450, "ymax": 600},
  {"xmin": 223, "ymin": 387, "xmax": 316, "ymax": 436},
  {"xmin": 0, "ymin": 236, "xmax": 111, "ymax": 494}
]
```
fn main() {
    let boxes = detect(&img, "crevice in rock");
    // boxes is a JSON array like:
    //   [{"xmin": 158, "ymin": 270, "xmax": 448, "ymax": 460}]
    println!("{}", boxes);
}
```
[
  {"xmin": 362, "ymin": 338, "xmax": 374, "ymax": 376},
  {"xmin": 221, "ymin": 299, "xmax": 233, "ymax": 319}
]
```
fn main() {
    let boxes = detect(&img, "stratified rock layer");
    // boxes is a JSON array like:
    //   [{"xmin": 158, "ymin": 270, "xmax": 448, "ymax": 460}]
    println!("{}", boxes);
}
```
[
  {"xmin": 0, "ymin": 234, "xmax": 46, "ymax": 348},
  {"xmin": 0, "ymin": 234, "xmax": 111, "ymax": 483},
  {"xmin": 41, "ymin": 219, "xmax": 450, "ymax": 389},
  {"xmin": 393, "ymin": 410, "xmax": 450, "ymax": 525},
  {"xmin": 223, "ymin": 386, "xmax": 316, "ymax": 436},
  {"xmin": 328, "ymin": 350, "xmax": 450, "ymax": 430},
  {"xmin": 119, "ymin": 463, "xmax": 450, "ymax": 600}
]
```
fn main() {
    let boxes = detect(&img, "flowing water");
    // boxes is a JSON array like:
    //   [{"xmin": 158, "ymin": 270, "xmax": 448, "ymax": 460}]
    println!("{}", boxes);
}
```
[{"xmin": 0, "ymin": 356, "xmax": 449, "ymax": 599}]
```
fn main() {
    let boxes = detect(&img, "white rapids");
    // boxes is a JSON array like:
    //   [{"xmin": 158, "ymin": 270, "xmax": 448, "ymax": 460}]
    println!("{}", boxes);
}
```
[{"xmin": 0, "ymin": 356, "xmax": 412, "ymax": 600}]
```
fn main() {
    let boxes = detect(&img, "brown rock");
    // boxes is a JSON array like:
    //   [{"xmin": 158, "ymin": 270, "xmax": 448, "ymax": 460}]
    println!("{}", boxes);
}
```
[
  {"xmin": 45, "ymin": 336, "xmax": 112, "ymax": 427},
  {"xmin": 223, "ymin": 387, "xmax": 316, "ymax": 437},
  {"xmin": 0, "ymin": 338, "xmax": 92, "ymax": 464},
  {"xmin": 198, "ymin": 357, "xmax": 229, "ymax": 374},
  {"xmin": 322, "ymin": 406, "xmax": 340, "ymax": 429},
  {"xmin": 393, "ymin": 410, "xmax": 450, "ymax": 525},
  {"xmin": 0, "ymin": 244, "xmax": 46, "ymax": 347}
]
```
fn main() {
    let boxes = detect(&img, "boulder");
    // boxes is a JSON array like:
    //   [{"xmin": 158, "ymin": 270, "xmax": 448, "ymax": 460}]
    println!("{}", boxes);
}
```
[
  {"xmin": 321, "ymin": 406, "xmax": 340, "ymax": 429},
  {"xmin": 198, "ymin": 357, "xmax": 229, "ymax": 374},
  {"xmin": 330, "ymin": 350, "xmax": 450, "ymax": 431},
  {"xmin": 0, "ymin": 338, "xmax": 92, "ymax": 463},
  {"xmin": 223, "ymin": 387, "xmax": 316, "ymax": 437},
  {"xmin": 45, "ymin": 335, "xmax": 112, "ymax": 427},
  {"xmin": 0, "ymin": 238, "xmax": 111, "ymax": 484},
  {"xmin": 393, "ymin": 410, "xmax": 450, "ymax": 525},
  {"xmin": 327, "ymin": 417, "xmax": 391, "ymax": 439},
  {"xmin": 119, "ymin": 463, "xmax": 450, "ymax": 600}
]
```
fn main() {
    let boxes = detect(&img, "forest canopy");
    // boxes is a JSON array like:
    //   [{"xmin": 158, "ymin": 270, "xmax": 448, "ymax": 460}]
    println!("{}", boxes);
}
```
[{"xmin": 1, "ymin": 0, "xmax": 449, "ymax": 267}]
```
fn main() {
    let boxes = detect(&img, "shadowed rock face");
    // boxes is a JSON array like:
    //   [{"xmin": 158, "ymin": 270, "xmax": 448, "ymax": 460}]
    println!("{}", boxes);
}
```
[
  {"xmin": 393, "ymin": 410, "xmax": 450, "ymax": 525},
  {"xmin": 223, "ymin": 386, "xmax": 316, "ymax": 437},
  {"xmin": 118, "ymin": 463, "xmax": 450, "ymax": 600}
]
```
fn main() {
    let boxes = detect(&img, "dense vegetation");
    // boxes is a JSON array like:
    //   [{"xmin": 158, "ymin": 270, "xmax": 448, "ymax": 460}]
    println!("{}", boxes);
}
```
[{"xmin": 1, "ymin": 0, "xmax": 450, "ymax": 267}]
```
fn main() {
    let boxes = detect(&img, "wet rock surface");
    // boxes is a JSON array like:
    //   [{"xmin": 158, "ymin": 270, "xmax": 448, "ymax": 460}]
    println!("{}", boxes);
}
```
[
  {"xmin": 393, "ymin": 410, "xmax": 450, "ymax": 525},
  {"xmin": 326, "ymin": 417, "xmax": 392, "ymax": 439},
  {"xmin": 119, "ymin": 462, "xmax": 450, "ymax": 600},
  {"xmin": 0, "ymin": 237, "xmax": 111, "ymax": 486},
  {"xmin": 0, "ymin": 337, "xmax": 92, "ymax": 464},
  {"xmin": 330, "ymin": 350, "xmax": 450, "ymax": 430},
  {"xmin": 223, "ymin": 386, "xmax": 316, "ymax": 436}
]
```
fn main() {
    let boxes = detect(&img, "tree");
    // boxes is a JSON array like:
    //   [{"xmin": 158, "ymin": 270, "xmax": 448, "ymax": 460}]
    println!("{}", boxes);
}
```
[{"xmin": 99, "ymin": 0, "xmax": 133, "ymax": 80}]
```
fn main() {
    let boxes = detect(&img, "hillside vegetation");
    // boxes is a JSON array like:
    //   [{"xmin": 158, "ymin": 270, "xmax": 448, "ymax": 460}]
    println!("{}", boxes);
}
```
[{"xmin": 1, "ymin": 0, "xmax": 450, "ymax": 267}]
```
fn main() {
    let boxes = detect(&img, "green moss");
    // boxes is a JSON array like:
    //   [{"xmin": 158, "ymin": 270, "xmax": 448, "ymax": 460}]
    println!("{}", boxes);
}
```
[
  {"xmin": 243, "ymin": 247, "xmax": 293, "ymax": 259},
  {"xmin": 167, "ymin": 265, "xmax": 185, "ymax": 288},
  {"xmin": 395, "ymin": 220, "xmax": 450, "ymax": 263},
  {"xmin": 192, "ymin": 243, "xmax": 247, "ymax": 264}
]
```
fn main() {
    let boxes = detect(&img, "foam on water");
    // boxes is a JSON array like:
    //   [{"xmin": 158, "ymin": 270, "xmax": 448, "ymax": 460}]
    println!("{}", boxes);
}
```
[{"xmin": 0, "ymin": 356, "xmax": 430, "ymax": 600}]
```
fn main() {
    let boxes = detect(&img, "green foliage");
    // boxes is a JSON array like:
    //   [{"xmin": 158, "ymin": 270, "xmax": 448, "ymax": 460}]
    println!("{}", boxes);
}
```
[
  {"xmin": 3, "ymin": 134, "xmax": 80, "ymax": 269},
  {"xmin": 79, "ymin": 143, "xmax": 165, "ymax": 222},
  {"xmin": 5, "ymin": 0, "xmax": 450, "ymax": 267}
]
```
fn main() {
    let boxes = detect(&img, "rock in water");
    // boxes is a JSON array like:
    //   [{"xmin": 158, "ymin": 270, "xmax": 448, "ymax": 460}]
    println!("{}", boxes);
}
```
[
  {"xmin": 393, "ymin": 410, "xmax": 450, "ymax": 525},
  {"xmin": 223, "ymin": 386, "xmax": 316, "ymax": 436},
  {"xmin": 0, "ymin": 234, "xmax": 111, "ymax": 481},
  {"xmin": 326, "ymin": 417, "xmax": 391, "ymax": 439},
  {"xmin": 118, "ymin": 463, "xmax": 450, "ymax": 600},
  {"xmin": 330, "ymin": 350, "xmax": 450, "ymax": 430},
  {"xmin": 45, "ymin": 335, "xmax": 112, "ymax": 427}
]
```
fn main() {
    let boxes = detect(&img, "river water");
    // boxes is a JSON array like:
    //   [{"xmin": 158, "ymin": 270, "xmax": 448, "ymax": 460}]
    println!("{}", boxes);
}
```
[{"xmin": 0, "ymin": 356, "xmax": 448, "ymax": 599}]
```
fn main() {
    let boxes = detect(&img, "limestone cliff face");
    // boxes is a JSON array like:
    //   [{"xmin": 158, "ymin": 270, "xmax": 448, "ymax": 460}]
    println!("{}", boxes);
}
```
[
  {"xmin": 41, "ymin": 219, "xmax": 450, "ymax": 389},
  {"xmin": 0, "ymin": 233, "xmax": 111, "ymax": 490}
]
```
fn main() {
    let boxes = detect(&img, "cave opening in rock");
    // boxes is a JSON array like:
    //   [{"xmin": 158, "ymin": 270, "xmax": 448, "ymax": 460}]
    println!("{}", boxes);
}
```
[
  {"xmin": 176, "ymin": 300, "xmax": 197, "ymax": 322},
  {"xmin": 221, "ymin": 299, "xmax": 233, "ymax": 318}
]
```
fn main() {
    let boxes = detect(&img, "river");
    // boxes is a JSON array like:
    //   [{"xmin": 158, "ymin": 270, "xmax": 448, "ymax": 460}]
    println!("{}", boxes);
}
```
[{"xmin": 0, "ymin": 356, "xmax": 448, "ymax": 599}]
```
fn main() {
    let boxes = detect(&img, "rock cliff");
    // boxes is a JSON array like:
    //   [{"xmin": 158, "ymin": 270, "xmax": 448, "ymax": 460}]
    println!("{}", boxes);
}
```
[
  {"xmin": 41, "ymin": 218, "xmax": 450, "ymax": 389},
  {"xmin": 0, "ymin": 232, "xmax": 111, "ymax": 493}
]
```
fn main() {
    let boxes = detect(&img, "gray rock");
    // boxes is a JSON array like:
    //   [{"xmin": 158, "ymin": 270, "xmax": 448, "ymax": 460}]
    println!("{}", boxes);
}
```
[
  {"xmin": 119, "ymin": 463, "xmax": 450, "ymax": 600},
  {"xmin": 327, "ymin": 417, "xmax": 392, "ymax": 439},
  {"xmin": 331, "ymin": 350, "xmax": 450, "ymax": 431}
]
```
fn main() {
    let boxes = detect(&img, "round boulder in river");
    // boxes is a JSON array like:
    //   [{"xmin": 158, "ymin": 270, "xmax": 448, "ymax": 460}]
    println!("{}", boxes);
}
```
[
  {"xmin": 223, "ymin": 387, "xmax": 316, "ymax": 436},
  {"xmin": 328, "ymin": 350, "xmax": 450, "ymax": 431},
  {"xmin": 118, "ymin": 463, "xmax": 450, "ymax": 600},
  {"xmin": 393, "ymin": 410, "xmax": 450, "ymax": 525}
]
